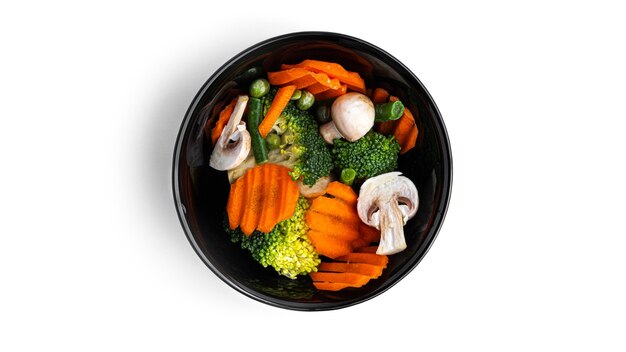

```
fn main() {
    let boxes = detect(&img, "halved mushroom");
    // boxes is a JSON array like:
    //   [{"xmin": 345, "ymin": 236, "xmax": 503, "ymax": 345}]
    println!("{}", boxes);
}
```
[
  {"xmin": 319, "ymin": 92, "xmax": 374, "ymax": 144},
  {"xmin": 209, "ymin": 95, "xmax": 251, "ymax": 171},
  {"xmin": 357, "ymin": 172, "xmax": 419, "ymax": 255}
]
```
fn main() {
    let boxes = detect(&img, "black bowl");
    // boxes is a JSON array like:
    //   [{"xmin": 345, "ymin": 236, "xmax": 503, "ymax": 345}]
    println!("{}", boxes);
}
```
[{"xmin": 172, "ymin": 31, "xmax": 452, "ymax": 310}]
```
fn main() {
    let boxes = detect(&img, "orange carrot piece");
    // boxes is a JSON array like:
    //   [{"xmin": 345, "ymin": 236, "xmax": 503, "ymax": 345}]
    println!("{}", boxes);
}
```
[
  {"xmin": 305, "ymin": 82, "xmax": 331, "ymax": 95},
  {"xmin": 308, "ymin": 196, "xmax": 360, "ymax": 224},
  {"xmin": 335, "ymin": 253, "xmax": 389, "ymax": 268},
  {"xmin": 256, "ymin": 163, "xmax": 274, "ymax": 233},
  {"xmin": 226, "ymin": 179, "xmax": 243, "ymax": 229},
  {"xmin": 305, "ymin": 212, "xmax": 359, "ymax": 240},
  {"xmin": 371, "ymin": 88, "xmax": 389, "ymax": 104},
  {"xmin": 267, "ymin": 68, "xmax": 311, "ymax": 86},
  {"xmin": 324, "ymin": 181, "xmax": 358, "ymax": 205},
  {"xmin": 210, "ymin": 98, "xmax": 237, "ymax": 145},
  {"xmin": 258, "ymin": 85, "xmax": 296, "ymax": 138},
  {"xmin": 283, "ymin": 60, "xmax": 366, "ymax": 93},
  {"xmin": 356, "ymin": 246, "xmax": 379, "ymax": 254},
  {"xmin": 359, "ymin": 223, "xmax": 381, "ymax": 244},
  {"xmin": 350, "ymin": 238, "xmax": 369, "ymax": 251},
  {"xmin": 288, "ymin": 73, "xmax": 340, "ymax": 90},
  {"xmin": 307, "ymin": 230, "xmax": 353, "ymax": 259},
  {"xmin": 233, "ymin": 164, "xmax": 299, "ymax": 235},
  {"xmin": 318, "ymin": 262, "xmax": 384, "ymax": 279},
  {"xmin": 312, "ymin": 282, "xmax": 353, "ymax": 291},
  {"xmin": 314, "ymin": 84, "xmax": 347, "ymax": 101},
  {"xmin": 309, "ymin": 272, "xmax": 371, "ymax": 287}
]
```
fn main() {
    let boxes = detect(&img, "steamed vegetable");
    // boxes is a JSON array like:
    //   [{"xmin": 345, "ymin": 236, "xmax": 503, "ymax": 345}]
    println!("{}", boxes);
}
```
[
  {"xmin": 209, "ymin": 96, "xmax": 251, "ymax": 171},
  {"xmin": 281, "ymin": 59, "xmax": 366, "ymax": 93},
  {"xmin": 370, "ymin": 87, "xmax": 389, "ymax": 104},
  {"xmin": 340, "ymin": 168, "xmax": 356, "ymax": 186},
  {"xmin": 374, "ymin": 101, "xmax": 405, "ymax": 122},
  {"xmin": 375, "ymin": 96, "xmax": 419, "ymax": 154},
  {"xmin": 264, "ymin": 91, "xmax": 333, "ymax": 186},
  {"xmin": 210, "ymin": 98, "xmax": 237, "ymax": 145},
  {"xmin": 319, "ymin": 92, "xmax": 375, "ymax": 144},
  {"xmin": 296, "ymin": 90, "xmax": 315, "ymax": 110},
  {"xmin": 246, "ymin": 97, "xmax": 268, "ymax": 164},
  {"xmin": 226, "ymin": 163, "xmax": 299, "ymax": 234},
  {"xmin": 357, "ymin": 172, "xmax": 419, "ymax": 255},
  {"xmin": 258, "ymin": 85, "xmax": 296, "ymax": 138},
  {"xmin": 227, "ymin": 197, "xmax": 320, "ymax": 279},
  {"xmin": 311, "ymin": 246, "xmax": 388, "ymax": 291},
  {"xmin": 249, "ymin": 78, "xmax": 270, "ymax": 98},
  {"xmin": 331, "ymin": 131, "xmax": 400, "ymax": 179}
]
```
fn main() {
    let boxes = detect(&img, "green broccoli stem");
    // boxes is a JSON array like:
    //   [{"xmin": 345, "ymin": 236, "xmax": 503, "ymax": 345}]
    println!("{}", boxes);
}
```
[
  {"xmin": 340, "ymin": 168, "xmax": 357, "ymax": 186},
  {"xmin": 374, "ymin": 101, "xmax": 405, "ymax": 122},
  {"xmin": 246, "ymin": 97, "xmax": 268, "ymax": 164}
]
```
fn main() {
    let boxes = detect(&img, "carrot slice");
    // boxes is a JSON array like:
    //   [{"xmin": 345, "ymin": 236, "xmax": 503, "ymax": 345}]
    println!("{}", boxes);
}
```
[
  {"xmin": 210, "ymin": 98, "xmax": 237, "ymax": 145},
  {"xmin": 256, "ymin": 163, "xmax": 273, "ymax": 233},
  {"xmin": 307, "ymin": 230, "xmax": 353, "ymax": 259},
  {"xmin": 267, "ymin": 68, "xmax": 311, "ymax": 85},
  {"xmin": 226, "ymin": 180, "xmax": 243, "ymax": 229},
  {"xmin": 306, "ymin": 78, "xmax": 341, "ymax": 95},
  {"xmin": 356, "ymin": 246, "xmax": 379, "ymax": 254},
  {"xmin": 282, "ymin": 60, "xmax": 366, "ymax": 93},
  {"xmin": 258, "ymin": 85, "xmax": 296, "ymax": 138},
  {"xmin": 318, "ymin": 262, "xmax": 384, "ymax": 279},
  {"xmin": 314, "ymin": 84, "xmax": 347, "ymax": 101},
  {"xmin": 359, "ymin": 223, "xmax": 381, "ymax": 244},
  {"xmin": 335, "ymin": 253, "xmax": 389, "ymax": 268},
  {"xmin": 324, "ymin": 181, "xmax": 357, "ymax": 205},
  {"xmin": 371, "ymin": 88, "xmax": 389, "ymax": 104},
  {"xmin": 288, "ymin": 73, "xmax": 341, "ymax": 90},
  {"xmin": 309, "ymin": 272, "xmax": 371, "ymax": 287},
  {"xmin": 228, "ymin": 164, "xmax": 299, "ymax": 235},
  {"xmin": 305, "ymin": 212, "xmax": 359, "ymax": 240},
  {"xmin": 308, "ymin": 196, "xmax": 361, "ymax": 224},
  {"xmin": 312, "ymin": 282, "xmax": 353, "ymax": 291}
]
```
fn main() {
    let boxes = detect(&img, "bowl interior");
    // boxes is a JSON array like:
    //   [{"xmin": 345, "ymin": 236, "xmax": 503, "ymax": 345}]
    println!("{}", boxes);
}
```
[{"xmin": 173, "ymin": 32, "xmax": 452, "ymax": 310}]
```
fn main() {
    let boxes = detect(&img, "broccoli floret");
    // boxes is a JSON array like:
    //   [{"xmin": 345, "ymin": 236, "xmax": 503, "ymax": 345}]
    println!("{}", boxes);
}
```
[
  {"xmin": 226, "ymin": 197, "xmax": 320, "ymax": 279},
  {"xmin": 264, "ymin": 91, "xmax": 333, "ymax": 186},
  {"xmin": 331, "ymin": 131, "xmax": 401, "ymax": 179}
]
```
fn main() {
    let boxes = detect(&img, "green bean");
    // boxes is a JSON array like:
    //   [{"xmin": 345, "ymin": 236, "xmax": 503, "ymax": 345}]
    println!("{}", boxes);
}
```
[
  {"xmin": 249, "ymin": 78, "xmax": 270, "ymax": 98},
  {"xmin": 340, "ymin": 168, "xmax": 357, "ymax": 186},
  {"xmin": 374, "ymin": 101, "xmax": 405, "ymax": 122},
  {"xmin": 246, "ymin": 97, "xmax": 268, "ymax": 163},
  {"xmin": 265, "ymin": 133, "xmax": 281, "ymax": 150},
  {"xmin": 297, "ymin": 90, "xmax": 315, "ymax": 110}
]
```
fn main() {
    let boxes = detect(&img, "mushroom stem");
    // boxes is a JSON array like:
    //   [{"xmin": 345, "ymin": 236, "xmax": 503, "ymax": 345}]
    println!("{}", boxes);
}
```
[
  {"xmin": 319, "ymin": 121, "xmax": 342, "ymax": 144},
  {"xmin": 377, "ymin": 199, "xmax": 407, "ymax": 255}
]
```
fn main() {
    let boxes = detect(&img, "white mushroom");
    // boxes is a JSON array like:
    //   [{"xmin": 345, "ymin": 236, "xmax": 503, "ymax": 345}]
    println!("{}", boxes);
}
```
[
  {"xmin": 297, "ymin": 176, "xmax": 331, "ymax": 198},
  {"xmin": 319, "ymin": 92, "xmax": 374, "ymax": 144},
  {"xmin": 209, "ymin": 96, "xmax": 251, "ymax": 171},
  {"xmin": 357, "ymin": 172, "xmax": 419, "ymax": 255}
]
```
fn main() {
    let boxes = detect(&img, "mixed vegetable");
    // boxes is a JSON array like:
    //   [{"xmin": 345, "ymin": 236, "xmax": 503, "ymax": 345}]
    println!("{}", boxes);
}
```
[{"xmin": 207, "ymin": 59, "xmax": 420, "ymax": 291}]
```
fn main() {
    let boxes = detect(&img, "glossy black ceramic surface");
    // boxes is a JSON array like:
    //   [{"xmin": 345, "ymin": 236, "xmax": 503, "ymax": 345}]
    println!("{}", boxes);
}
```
[{"xmin": 172, "ymin": 32, "xmax": 452, "ymax": 310}]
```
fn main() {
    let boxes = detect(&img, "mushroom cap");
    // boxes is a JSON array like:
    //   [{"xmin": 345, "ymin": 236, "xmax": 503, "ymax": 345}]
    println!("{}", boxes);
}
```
[
  {"xmin": 357, "ymin": 172, "xmax": 419, "ymax": 228},
  {"xmin": 330, "ymin": 92, "xmax": 375, "ymax": 141}
]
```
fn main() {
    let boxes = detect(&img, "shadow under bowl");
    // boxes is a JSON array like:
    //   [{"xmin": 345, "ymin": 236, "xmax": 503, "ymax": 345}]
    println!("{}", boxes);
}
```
[{"xmin": 172, "ymin": 31, "xmax": 452, "ymax": 311}]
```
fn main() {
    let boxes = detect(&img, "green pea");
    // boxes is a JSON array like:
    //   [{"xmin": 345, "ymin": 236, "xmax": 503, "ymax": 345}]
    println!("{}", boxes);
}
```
[
  {"xmin": 297, "ymin": 90, "xmax": 315, "ymax": 110},
  {"xmin": 315, "ymin": 103, "xmax": 332, "ymax": 124},
  {"xmin": 290, "ymin": 89, "xmax": 302, "ymax": 100},
  {"xmin": 249, "ymin": 78, "xmax": 270, "ymax": 98},
  {"xmin": 265, "ymin": 133, "xmax": 281, "ymax": 150}
]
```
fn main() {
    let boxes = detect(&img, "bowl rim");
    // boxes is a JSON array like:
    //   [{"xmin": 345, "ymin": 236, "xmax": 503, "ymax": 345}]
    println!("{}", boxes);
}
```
[{"xmin": 172, "ymin": 31, "xmax": 453, "ymax": 311}]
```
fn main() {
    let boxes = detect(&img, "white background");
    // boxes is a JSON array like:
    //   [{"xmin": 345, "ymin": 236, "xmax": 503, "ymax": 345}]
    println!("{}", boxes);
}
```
[{"xmin": 1, "ymin": 1, "xmax": 625, "ymax": 351}]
